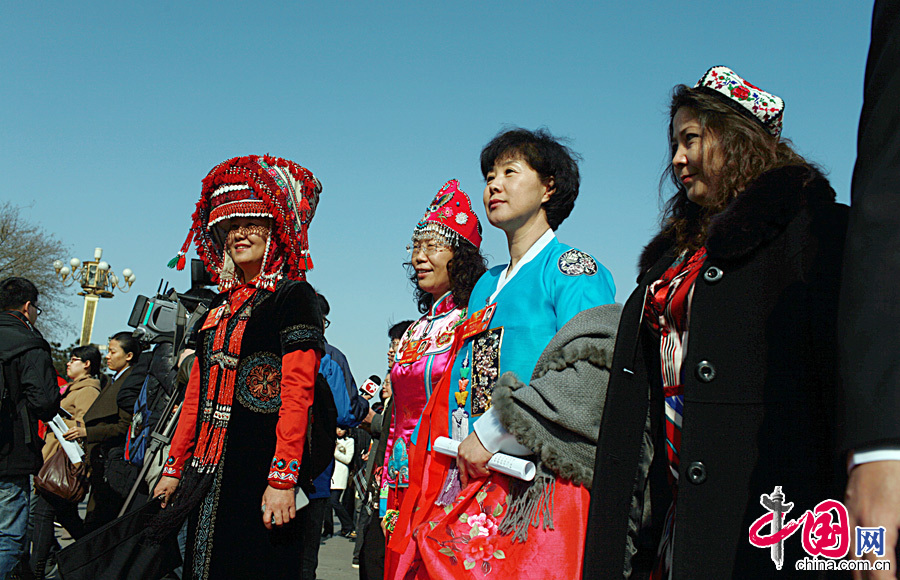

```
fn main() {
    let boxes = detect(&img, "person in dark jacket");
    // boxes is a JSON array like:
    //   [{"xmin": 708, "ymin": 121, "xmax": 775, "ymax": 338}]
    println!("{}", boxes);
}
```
[
  {"xmin": 64, "ymin": 331, "xmax": 142, "ymax": 531},
  {"xmin": 584, "ymin": 67, "xmax": 848, "ymax": 579},
  {"xmin": 358, "ymin": 321, "xmax": 409, "ymax": 579},
  {"xmin": 116, "ymin": 340, "xmax": 176, "ymax": 415},
  {"xmin": 0, "ymin": 277, "xmax": 59, "ymax": 578},
  {"xmin": 317, "ymin": 293, "xmax": 370, "ymax": 427},
  {"xmin": 839, "ymin": 2, "xmax": 900, "ymax": 576}
]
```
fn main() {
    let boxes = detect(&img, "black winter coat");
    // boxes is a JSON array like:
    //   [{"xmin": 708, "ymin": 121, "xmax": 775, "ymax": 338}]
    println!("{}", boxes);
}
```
[
  {"xmin": 584, "ymin": 166, "xmax": 849, "ymax": 579},
  {"xmin": 0, "ymin": 311, "xmax": 60, "ymax": 476}
]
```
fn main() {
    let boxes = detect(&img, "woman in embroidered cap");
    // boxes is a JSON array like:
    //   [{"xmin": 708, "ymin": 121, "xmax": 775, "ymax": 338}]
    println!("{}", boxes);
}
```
[
  {"xmin": 150, "ymin": 155, "xmax": 328, "ymax": 579},
  {"xmin": 584, "ymin": 67, "xmax": 849, "ymax": 579},
  {"xmin": 369, "ymin": 180, "xmax": 486, "ymax": 564},
  {"xmin": 387, "ymin": 129, "xmax": 618, "ymax": 579}
]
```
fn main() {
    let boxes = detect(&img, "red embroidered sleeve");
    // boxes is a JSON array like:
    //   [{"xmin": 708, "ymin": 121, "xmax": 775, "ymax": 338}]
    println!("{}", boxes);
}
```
[
  {"xmin": 162, "ymin": 359, "xmax": 202, "ymax": 479},
  {"xmin": 268, "ymin": 348, "xmax": 321, "ymax": 489}
]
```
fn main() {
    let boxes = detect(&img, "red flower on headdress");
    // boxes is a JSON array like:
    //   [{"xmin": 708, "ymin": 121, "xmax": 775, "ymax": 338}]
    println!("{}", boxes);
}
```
[{"xmin": 732, "ymin": 85, "xmax": 750, "ymax": 100}]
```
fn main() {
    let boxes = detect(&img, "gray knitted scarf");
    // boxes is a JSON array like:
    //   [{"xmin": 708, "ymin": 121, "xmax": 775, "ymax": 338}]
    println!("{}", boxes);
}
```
[{"xmin": 492, "ymin": 303, "xmax": 621, "ymax": 542}]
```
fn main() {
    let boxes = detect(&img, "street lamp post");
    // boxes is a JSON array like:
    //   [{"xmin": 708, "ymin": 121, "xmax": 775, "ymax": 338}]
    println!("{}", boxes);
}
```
[{"xmin": 53, "ymin": 247, "xmax": 136, "ymax": 346}]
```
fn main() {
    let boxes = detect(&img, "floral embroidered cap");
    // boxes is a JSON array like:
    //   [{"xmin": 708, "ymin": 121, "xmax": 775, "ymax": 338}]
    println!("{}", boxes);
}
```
[
  {"xmin": 694, "ymin": 66, "xmax": 785, "ymax": 137},
  {"xmin": 170, "ymin": 154, "xmax": 322, "ymax": 291},
  {"xmin": 414, "ymin": 179, "xmax": 482, "ymax": 249}
]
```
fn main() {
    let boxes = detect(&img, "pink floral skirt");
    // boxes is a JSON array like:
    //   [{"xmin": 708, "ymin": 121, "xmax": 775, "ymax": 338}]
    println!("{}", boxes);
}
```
[{"xmin": 393, "ymin": 472, "xmax": 590, "ymax": 579}]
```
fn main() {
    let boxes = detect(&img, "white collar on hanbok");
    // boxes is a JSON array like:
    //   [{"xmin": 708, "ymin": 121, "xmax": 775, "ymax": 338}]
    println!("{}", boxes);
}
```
[{"xmin": 489, "ymin": 228, "xmax": 555, "ymax": 304}]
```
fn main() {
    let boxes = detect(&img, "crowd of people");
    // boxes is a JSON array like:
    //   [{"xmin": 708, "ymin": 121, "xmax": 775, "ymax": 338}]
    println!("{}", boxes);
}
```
[
  {"xmin": 0, "ymin": 282, "xmax": 155, "ymax": 579},
  {"xmin": 1, "ymin": 5, "xmax": 900, "ymax": 578}
]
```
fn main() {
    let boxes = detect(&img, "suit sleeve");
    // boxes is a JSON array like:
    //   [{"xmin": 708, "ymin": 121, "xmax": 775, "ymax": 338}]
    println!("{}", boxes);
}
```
[
  {"xmin": 369, "ymin": 410, "xmax": 386, "ymax": 437},
  {"xmin": 321, "ymin": 356, "xmax": 355, "ymax": 427},
  {"xmin": 19, "ymin": 348, "xmax": 60, "ymax": 422},
  {"xmin": 838, "ymin": 0, "xmax": 900, "ymax": 452},
  {"xmin": 348, "ymin": 391, "xmax": 370, "ymax": 427},
  {"xmin": 117, "ymin": 351, "xmax": 150, "ymax": 411},
  {"xmin": 85, "ymin": 406, "xmax": 131, "ymax": 443}
]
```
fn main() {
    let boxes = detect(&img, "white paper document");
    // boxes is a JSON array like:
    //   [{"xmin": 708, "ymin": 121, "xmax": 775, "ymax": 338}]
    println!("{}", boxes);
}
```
[
  {"xmin": 433, "ymin": 436, "xmax": 536, "ymax": 481},
  {"xmin": 47, "ymin": 415, "xmax": 85, "ymax": 464},
  {"xmin": 295, "ymin": 486, "xmax": 309, "ymax": 510}
]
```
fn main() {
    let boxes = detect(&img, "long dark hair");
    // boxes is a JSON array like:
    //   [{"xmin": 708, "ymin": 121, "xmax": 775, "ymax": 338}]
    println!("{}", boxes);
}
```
[
  {"xmin": 406, "ymin": 240, "xmax": 488, "ymax": 314},
  {"xmin": 660, "ymin": 85, "xmax": 812, "ymax": 253}
]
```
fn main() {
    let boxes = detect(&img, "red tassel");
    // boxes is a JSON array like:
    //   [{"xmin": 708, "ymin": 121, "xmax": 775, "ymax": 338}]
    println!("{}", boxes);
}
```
[
  {"xmin": 169, "ymin": 229, "xmax": 195, "ymax": 269},
  {"xmin": 181, "ymin": 228, "xmax": 195, "ymax": 254}
]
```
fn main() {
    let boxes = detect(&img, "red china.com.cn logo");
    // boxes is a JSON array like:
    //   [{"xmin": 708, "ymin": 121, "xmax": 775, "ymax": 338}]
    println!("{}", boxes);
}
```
[{"xmin": 748, "ymin": 486, "xmax": 890, "ymax": 572}]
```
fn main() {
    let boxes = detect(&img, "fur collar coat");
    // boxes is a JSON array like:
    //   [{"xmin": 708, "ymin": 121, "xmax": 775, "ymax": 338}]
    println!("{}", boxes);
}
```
[
  {"xmin": 584, "ymin": 164, "xmax": 849, "ymax": 579},
  {"xmin": 639, "ymin": 164, "xmax": 837, "ymax": 275}
]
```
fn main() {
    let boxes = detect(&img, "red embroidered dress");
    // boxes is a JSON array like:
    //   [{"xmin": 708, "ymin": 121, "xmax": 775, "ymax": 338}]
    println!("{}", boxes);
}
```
[
  {"xmin": 643, "ymin": 247, "xmax": 707, "ymax": 580},
  {"xmin": 388, "ymin": 236, "xmax": 616, "ymax": 579},
  {"xmin": 163, "ymin": 280, "xmax": 324, "ymax": 580},
  {"xmin": 380, "ymin": 292, "xmax": 467, "ymax": 531}
]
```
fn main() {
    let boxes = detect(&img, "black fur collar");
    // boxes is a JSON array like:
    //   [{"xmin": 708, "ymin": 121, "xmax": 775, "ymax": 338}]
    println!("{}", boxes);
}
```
[{"xmin": 638, "ymin": 165, "xmax": 836, "ymax": 276}]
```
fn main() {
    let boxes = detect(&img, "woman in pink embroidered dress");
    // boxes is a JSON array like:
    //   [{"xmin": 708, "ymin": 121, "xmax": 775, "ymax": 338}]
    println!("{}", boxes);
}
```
[{"xmin": 379, "ymin": 180, "xmax": 486, "ymax": 541}]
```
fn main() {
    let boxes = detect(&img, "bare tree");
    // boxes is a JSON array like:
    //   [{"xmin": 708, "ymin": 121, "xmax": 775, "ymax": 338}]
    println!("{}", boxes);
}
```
[{"xmin": 0, "ymin": 201, "xmax": 75, "ymax": 340}]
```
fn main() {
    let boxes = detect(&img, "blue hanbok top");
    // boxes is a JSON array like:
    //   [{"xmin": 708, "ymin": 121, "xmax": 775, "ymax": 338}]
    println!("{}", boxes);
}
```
[{"xmin": 414, "ymin": 231, "xmax": 615, "ymax": 448}]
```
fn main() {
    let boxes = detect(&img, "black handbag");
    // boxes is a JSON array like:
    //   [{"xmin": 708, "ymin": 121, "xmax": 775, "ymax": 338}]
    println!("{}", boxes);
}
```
[
  {"xmin": 103, "ymin": 445, "xmax": 141, "ymax": 498},
  {"xmin": 57, "ymin": 499, "xmax": 181, "ymax": 580}
]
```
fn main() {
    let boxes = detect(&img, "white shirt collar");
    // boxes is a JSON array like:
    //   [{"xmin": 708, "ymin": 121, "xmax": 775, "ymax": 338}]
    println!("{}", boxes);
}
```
[{"xmin": 489, "ymin": 229, "xmax": 555, "ymax": 304}]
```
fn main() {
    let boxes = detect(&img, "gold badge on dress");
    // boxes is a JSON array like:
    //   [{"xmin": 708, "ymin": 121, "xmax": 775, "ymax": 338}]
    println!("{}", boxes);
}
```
[{"xmin": 470, "ymin": 327, "xmax": 503, "ymax": 417}]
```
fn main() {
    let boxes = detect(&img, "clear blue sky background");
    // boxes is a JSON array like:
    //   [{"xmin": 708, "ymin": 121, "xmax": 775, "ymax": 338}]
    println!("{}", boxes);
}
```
[{"xmin": 2, "ymin": 1, "xmax": 871, "ymax": 382}]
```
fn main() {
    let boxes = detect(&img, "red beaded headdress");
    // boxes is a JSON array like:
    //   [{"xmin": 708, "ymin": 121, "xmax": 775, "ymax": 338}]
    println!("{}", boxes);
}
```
[
  {"xmin": 414, "ymin": 179, "xmax": 482, "ymax": 249},
  {"xmin": 170, "ymin": 155, "xmax": 322, "ymax": 291}
]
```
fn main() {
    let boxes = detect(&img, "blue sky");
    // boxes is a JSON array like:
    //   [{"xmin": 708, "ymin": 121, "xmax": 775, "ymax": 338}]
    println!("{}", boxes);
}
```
[{"xmin": 2, "ymin": 1, "xmax": 871, "ymax": 382}]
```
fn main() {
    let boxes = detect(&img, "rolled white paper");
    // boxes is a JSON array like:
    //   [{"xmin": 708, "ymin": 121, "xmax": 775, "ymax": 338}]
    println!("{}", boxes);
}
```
[
  {"xmin": 48, "ymin": 415, "xmax": 85, "ymax": 464},
  {"xmin": 433, "ymin": 436, "xmax": 536, "ymax": 481}
]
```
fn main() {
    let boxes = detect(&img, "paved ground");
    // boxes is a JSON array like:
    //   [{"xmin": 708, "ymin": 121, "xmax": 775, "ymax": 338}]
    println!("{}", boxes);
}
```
[
  {"xmin": 51, "ymin": 506, "xmax": 360, "ymax": 580},
  {"xmin": 316, "ymin": 532, "xmax": 360, "ymax": 580}
]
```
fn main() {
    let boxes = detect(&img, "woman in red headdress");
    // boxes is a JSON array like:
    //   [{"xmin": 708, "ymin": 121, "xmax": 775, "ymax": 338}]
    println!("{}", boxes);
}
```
[
  {"xmin": 150, "ymin": 155, "xmax": 329, "ymax": 579},
  {"xmin": 362, "ymin": 181, "xmax": 486, "ymax": 578}
]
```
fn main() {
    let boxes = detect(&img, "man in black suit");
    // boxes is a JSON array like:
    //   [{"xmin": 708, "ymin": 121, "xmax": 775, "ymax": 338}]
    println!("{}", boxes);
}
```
[{"xmin": 839, "ymin": 2, "xmax": 900, "ymax": 576}]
